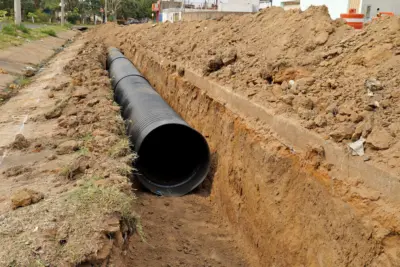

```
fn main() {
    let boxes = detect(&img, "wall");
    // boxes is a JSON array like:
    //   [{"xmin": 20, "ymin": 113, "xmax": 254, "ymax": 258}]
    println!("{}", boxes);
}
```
[
  {"xmin": 218, "ymin": 0, "xmax": 253, "ymax": 12},
  {"xmin": 360, "ymin": 0, "xmax": 400, "ymax": 20},
  {"xmin": 182, "ymin": 11, "xmax": 248, "ymax": 21},
  {"xmin": 300, "ymin": 0, "xmax": 349, "ymax": 19}
]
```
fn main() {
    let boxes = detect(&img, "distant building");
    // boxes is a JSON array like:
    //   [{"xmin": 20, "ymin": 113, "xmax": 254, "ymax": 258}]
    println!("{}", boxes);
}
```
[
  {"xmin": 218, "ymin": 0, "xmax": 260, "ymax": 12},
  {"xmin": 288, "ymin": 0, "xmax": 400, "ymax": 20}
]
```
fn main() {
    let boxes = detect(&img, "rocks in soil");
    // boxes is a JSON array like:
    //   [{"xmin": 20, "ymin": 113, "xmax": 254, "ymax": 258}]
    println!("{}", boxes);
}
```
[
  {"xmin": 44, "ymin": 99, "xmax": 68, "ymax": 119},
  {"xmin": 10, "ymin": 134, "xmax": 30, "ymax": 150},
  {"xmin": 365, "ymin": 78, "xmax": 383, "ymax": 92},
  {"xmin": 314, "ymin": 115, "xmax": 327, "ymax": 127},
  {"xmin": 204, "ymin": 56, "xmax": 224, "ymax": 75},
  {"xmin": 315, "ymin": 31, "xmax": 329, "ymax": 45},
  {"xmin": 329, "ymin": 123, "xmax": 355, "ymax": 142},
  {"xmin": 222, "ymin": 48, "xmax": 237, "ymax": 66},
  {"xmin": 23, "ymin": 67, "xmax": 36, "ymax": 77},
  {"xmin": 177, "ymin": 67, "xmax": 185, "ymax": 77},
  {"xmin": 11, "ymin": 188, "xmax": 44, "ymax": 209},
  {"xmin": 3, "ymin": 165, "xmax": 32, "ymax": 177},
  {"xmin": 366, "ymin": 129, "xmax": 393, "ymax": 150},
  {"xmin": 293, "ymin": 96, "xmax": 314, "ymax": 110},
  {"xmin": 72, "ymin": 87, "xmax": 90, "ymax": 99},
  {"xmin": 280, "ymin": 94, "xmax": 294, "ymax": 105},
  {"xmin": 259, "ymin": 66, "xmax": 273, "ymax": 83},
  {"xmin": 56, "ymin": 140, "xmax": 79, "ymax": 155}
]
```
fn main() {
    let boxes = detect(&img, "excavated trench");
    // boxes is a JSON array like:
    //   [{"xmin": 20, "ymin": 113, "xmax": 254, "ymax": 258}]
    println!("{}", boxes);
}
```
[{"xmin": 111, "ymin": 46, "xmax": 400, "ymax": 266}]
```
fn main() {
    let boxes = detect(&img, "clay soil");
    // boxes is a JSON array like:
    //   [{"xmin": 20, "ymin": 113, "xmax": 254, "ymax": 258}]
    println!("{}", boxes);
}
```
[{"xmin": 97, "ymin": 6, "xmax": 400, "ymax": 175}]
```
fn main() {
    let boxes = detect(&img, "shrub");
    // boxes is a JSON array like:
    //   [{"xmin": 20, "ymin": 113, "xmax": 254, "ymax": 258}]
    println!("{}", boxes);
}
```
[
  {"xmin": 1, "ymin": 24, "xmax": 16, "ymax": 36},
  {"xmin": 41, "ymin": 28, "xmax": 57, "ymax": 37},
  {"xmin": 34, "ymin": 10, "xmax": 50, "ymax": 22},
  {"xmin": 17, "ymin": 24, "xmax": 30, "ymax": 34}
]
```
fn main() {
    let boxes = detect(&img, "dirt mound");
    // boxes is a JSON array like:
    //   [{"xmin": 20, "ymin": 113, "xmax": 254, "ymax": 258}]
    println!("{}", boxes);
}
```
[
  {"xmin": 96, "ymin": 7, "xmax": 400, "ymax": 175},
  {"xmin": 0, "ymin": 39, "xmax": 139, "ymax": 266}
]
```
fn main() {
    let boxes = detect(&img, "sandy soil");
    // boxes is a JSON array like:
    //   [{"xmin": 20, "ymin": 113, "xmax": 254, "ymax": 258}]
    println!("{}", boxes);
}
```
[{"xmin": 96, "ymin": 7, "xmax": 400, "ymax": 176}]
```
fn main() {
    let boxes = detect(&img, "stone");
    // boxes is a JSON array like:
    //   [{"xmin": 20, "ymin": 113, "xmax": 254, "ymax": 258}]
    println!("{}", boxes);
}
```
[
  {"xmin": 293, "ymin": 96, "xmax": 314, "ymax": 110},
  {"xmin": 367, "ymin": 129, "xmax": 392, "ymax": 150},
  {"xmin": 87, "ymin": 99, "xmax": 100, "ymax": 108},
  {"xmin": 259, "ymin": 65, "xmax": 273, "ymax": 83},
  {"xmin": 314, "ymin": 115, "xmax": 327, "ymax": 127},
  {"xmin": 72, "ymin": 87, "xmax": 90, "ymax": 99},
  {"xmin": 364, "ymin": 78, "xmax": 383, "ymax": 92},
  {"xmin": 205, "ymin": 56, "xmax": 223, "ymax": 74},
  {"xmin": 177, "ymin": 67, "xmax": 185, "ymax": 77},
  {"xmin": 48, "ymin": 92, "xmax": 54, "ymax": 98},
  {"xmin": 222, "ymin": 48, "xmax": 237, "ymax": 66},
  {"xmin": 322, "ymin": 47, "xmax": 343, "ymax": 59},
  {"xmin": 56, "ymin": 140, "xmax": 79, "ymax": 155},
  {"xmin": 10, "ymin": 134, "xmax": 30, "ymax": 150},
  {"xmin": 351, "ymin": 113, "xmax": 364, "ymax": 123},
  {"xmin": 388, "ymin": 122, "xmax": 400, "ymax": 137},
  {"xmin": 23, "ymin": 67, "xmax": 36, "ymax": 77},
  {"xmin": 365, "ymin": 102, "xmax": 379, "ymax": 111},
  {"xmin": 280, "ymin": 95, "xmax": 294, "ymax": 106},
  {"xmin": 315, "ymin": 31, "xmax": 329, "ymax": 45},
  {"xmin": 272, "ymin": 85, "xmax": 283, "ymax": 97},
  {"xmin": 329, "ymin": 124, "xmax": 355, "ymax": 142},
  {"xmin": 11, "ymin": 188, "xmax": 44, "ymax": 209}
]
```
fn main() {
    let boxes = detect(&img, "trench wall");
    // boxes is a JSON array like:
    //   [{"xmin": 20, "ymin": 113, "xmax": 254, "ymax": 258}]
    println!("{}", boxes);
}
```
[{"xmin": 118, "ymin": 45, "xmax": 400, "ymax": 266}]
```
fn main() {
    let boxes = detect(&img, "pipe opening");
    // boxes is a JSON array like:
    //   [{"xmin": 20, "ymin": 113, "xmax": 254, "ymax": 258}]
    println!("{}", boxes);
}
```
[{"xmin": 137, "ymin": 124, "xmax": 210, "ymax": 188}]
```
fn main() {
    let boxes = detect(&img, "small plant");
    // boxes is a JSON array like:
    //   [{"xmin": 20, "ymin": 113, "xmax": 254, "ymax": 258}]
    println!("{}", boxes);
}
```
[
  {"xmin": 41, "ymin": 29, "xmax": 57, "ymax": 37},
  {"xmin": 2, "ymin": 24, "xmax": 16, "ymax": 36},
  {"xmin": 17, "ymin": 24, "xmax": 30, "ymax": 34}
]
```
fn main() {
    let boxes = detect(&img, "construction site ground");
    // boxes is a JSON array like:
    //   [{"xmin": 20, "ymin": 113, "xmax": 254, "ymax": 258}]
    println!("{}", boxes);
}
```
[{"xmin": 1, "ymin": 6, "xmax": 400, "ymax": 267}]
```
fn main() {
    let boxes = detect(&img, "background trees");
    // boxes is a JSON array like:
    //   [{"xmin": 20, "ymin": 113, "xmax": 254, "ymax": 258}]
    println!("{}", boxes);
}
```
[{"xmin": 0, "ymin": 0, "xmax": 154, "ymax": 24}]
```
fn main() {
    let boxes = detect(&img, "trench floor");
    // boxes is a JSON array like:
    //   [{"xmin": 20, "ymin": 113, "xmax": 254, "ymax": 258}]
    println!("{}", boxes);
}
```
[{"xmin": 125, "ymin": 186, "xmax": 249, "ymax": 267}]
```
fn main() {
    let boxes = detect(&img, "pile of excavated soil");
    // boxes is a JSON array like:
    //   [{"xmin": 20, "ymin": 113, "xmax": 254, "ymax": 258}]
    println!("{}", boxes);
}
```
[
  {"xmin": 97, "ymin": 6, "xmax": 400, "ymax": 174},
  {"xmin": 0, "ymin": 39, "xmax": 139, "ymax": 266}
]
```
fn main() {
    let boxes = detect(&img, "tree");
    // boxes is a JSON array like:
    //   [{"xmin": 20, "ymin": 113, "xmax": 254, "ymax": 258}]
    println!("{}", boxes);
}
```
[
  {"xmin": 107, "ymin": 0, "xmax": 121, "ymax": 21},
  {"xmin": 119, "ymin": 0, "xmax": 153, "ymax": 19},
  {"xmin": 27, "ymin": 11, "xmax": 36, "ymax": 22}
]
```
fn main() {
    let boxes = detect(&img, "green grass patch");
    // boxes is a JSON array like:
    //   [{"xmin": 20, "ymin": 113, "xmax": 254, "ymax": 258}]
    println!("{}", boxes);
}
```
[
  {"xmin": 2, "ymin": 24, "xmax": 17, "ymax": 36},
  {"xmin": 40, "ymin": 28, "xmax": 57, "ymax": 37},
  {"xmin": 0, "ymin": 24, "xmax": 67, "ymax": 50}
]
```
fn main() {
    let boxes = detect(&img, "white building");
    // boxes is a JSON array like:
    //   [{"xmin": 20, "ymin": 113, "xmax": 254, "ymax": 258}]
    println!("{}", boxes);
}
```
[{"xmin": 271, "ymin": 0, "xmax": 400, "ymax": 20}]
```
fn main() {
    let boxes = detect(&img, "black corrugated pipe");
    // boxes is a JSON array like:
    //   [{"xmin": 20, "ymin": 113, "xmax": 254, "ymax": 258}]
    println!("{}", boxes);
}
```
[{"xmin": 106, "ymin": 47, "xmax": 210, "ymax": 196}]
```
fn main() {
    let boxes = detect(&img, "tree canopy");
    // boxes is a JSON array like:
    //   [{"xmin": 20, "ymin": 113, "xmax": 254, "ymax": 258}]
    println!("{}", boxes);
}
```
[{"xmin": 0, "ymin": 0, "xmax": 155, "ymax": 23}]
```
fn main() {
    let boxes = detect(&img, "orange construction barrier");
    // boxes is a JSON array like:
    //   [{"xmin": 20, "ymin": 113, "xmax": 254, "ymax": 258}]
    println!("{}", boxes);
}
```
[{"xmin": 340, "ymin": 9, "xmax": 364, "ymax": 29}]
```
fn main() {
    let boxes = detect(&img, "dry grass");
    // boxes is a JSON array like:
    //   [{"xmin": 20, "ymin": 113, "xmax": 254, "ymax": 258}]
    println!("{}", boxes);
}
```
[
  {"xmin": 0, "ymin": 178, "xmax": 139, "ymax": 266},
  {"xmin": 109, "ymin": 138, "xmax": 130, "ymax": 158}
]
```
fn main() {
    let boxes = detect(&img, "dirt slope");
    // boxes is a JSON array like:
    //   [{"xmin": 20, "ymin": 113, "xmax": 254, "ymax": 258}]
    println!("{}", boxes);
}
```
[{"xmin": 97, "ymin": 6, "xmax": 400, "ymax": 175}]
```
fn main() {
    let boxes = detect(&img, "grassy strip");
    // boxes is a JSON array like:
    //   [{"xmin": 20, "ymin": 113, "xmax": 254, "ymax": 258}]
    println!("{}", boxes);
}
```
[{"xmin": 0, "ymin": 24, "xmax": 68, "ymax": 50}]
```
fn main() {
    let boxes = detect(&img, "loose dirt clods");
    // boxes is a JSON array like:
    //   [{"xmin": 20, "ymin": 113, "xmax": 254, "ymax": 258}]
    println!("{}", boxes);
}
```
[
  {"xmin": 0, "ymin": 37, "xmax": 140, "ymax": 266},
  {"xmin": 91, "ymin": 8, "xmax": 400, "ymax": 266},
  {"xmin": 98, "ymin": 6, "xmax": 400, "ymax": 173}
]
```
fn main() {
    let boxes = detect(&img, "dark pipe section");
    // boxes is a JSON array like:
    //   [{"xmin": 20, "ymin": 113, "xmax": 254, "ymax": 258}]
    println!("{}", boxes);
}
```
[{"xmin": 106, "ymin": 47, "xmax": 210, "ymax": 196}]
